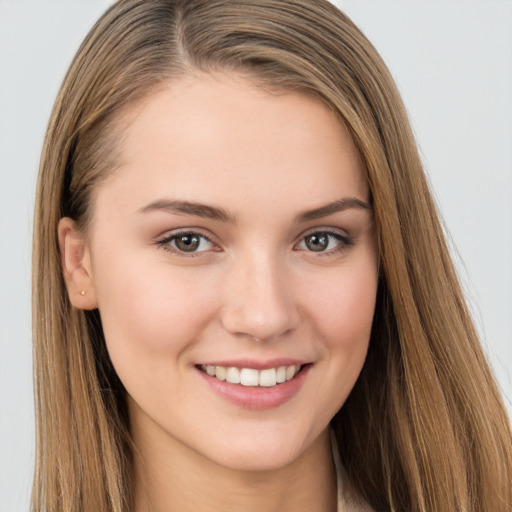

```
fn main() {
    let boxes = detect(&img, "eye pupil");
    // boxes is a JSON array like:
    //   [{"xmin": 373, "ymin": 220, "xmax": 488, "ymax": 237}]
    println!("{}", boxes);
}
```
[
  {"xmin": 176, "ymin": 234, "xmax": 200, "ymax": 252},
  {"xmin": 305, "ymin": 233, "xmax": 329, "ymax": 252}
]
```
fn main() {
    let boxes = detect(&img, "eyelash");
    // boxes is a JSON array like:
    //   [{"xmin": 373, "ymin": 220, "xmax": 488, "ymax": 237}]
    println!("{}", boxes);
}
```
[
  {"xmin": 155, "ymin": 229, "xmax": 354, "ymax": 257},
  {"xmin": 295, "ymin": 229, "xmax": 354, "ymax": 256},
  {"xmin": 156, "ymin": 230, "xmax": 217, "ymax": 257}
]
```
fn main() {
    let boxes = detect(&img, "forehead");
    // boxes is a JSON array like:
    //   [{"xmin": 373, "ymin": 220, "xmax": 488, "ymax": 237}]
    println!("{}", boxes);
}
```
[{"xmin": 93, "ymin": 73, "xmax": 368, "ymax": 221}]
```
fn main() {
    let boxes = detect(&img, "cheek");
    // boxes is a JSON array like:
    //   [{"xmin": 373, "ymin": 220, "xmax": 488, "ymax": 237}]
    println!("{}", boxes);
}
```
[
  {"xmin": 295, "ymin": 255, "xmax": 378, "ymax": 426},
  {"xmin": 307, "ymin": 260, "xmax": 378, "ymax": 350},
  {"xmin": 92, "ymin": 252, "xmax": 219, "ymax": 373}
]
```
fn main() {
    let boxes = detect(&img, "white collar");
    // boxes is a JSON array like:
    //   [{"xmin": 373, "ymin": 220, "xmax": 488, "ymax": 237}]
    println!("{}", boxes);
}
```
[
  {"xmin": 330, "ymin": 429, "xmax": 375, "ymax": 512},
  {"xmin": 330, "ymin": 428, "xmax": 345, "ymax": 510}
]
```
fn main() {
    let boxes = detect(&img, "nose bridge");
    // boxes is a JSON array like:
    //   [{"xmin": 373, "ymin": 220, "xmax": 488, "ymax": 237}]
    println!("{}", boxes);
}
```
[{"xmin": 221, "ymin": 246, "xmax": 299, "ymax": 341}]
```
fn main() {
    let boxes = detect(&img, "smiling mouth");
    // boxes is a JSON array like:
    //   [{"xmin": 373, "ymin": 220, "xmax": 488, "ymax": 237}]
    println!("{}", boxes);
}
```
[{"xmin": 198, "ymin": 364, "xmax": 306, "ymax": 388}]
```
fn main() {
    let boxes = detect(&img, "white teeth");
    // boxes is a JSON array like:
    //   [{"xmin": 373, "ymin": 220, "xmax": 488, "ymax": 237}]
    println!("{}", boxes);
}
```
[
  {"xmin": 201, "ymin": 364, "xmax": 302, "ymax": 387},
  {"xmin": 215, "ymin": 366, "xmax": 227, "ymax": 381},
  {"xmin": 286, "ymin": 365, "xmax": 298, "ymax": 380},
  {"xmin": 240, "ymin": 368, "xmax": 259, "ymax": 386},
  {"xmin": 226, "ymin": 367, "xmax": 241, "ymax": 384},
  {"xmin": 259, "ymin": 368, "xmax": 277, "ymax": 387}
]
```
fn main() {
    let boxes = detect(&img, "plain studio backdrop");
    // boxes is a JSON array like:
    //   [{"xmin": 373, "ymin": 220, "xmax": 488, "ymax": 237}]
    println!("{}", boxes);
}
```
[{"xmin": 0, "ymin": 1, "xmax": 510, "ymax": 510}]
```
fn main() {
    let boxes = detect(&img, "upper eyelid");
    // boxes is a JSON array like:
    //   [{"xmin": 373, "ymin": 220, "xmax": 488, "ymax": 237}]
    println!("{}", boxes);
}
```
[
  {"xmin": 155, "ymin": 229, "xmax": 220, "ymax": 252},
  {"xmin": 296, "ymin": 226, "xmax": 350, "ymax": 240},
  {"xmin": 157, "ymin": 227, "xmax": 216, "ymax": 243}
]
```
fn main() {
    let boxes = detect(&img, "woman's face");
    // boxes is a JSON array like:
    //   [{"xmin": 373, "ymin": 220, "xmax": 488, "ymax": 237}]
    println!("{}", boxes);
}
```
[{"xmin": 76, "ymin": 74, "xmax": 378, "ymax": 471}]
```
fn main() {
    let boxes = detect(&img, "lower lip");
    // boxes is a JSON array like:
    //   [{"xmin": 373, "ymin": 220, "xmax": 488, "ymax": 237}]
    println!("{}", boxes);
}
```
[{"xmin": 196, "ymin": 364, "xmax": 311, "ymax": 410}]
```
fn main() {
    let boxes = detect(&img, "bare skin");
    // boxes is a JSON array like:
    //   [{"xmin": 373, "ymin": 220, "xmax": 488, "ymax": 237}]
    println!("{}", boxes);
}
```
[
  {"xmin": 131, "ymin": 414, "xmax": 337, "ymax": 512},
  {"xmin": 59, "ymin": 73, "xmax": 377, "ymax": 512}
]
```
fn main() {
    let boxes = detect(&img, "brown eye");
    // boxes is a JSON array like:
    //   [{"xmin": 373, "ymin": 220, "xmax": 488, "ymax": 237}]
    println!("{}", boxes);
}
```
[
  {"xmin": 304, "ymin": 233, "xmax": 330, "ymax": 252},
  {"xmin": 159, "ymin": 232, "xmax": 215, "ymax": 254},
  {"xmin": 296, "ymin": 230, "xmax": 352, "ymax": 254},
  {"xmin": 174, "ymin": 234, "xmax": 201, "ymax": 252}
]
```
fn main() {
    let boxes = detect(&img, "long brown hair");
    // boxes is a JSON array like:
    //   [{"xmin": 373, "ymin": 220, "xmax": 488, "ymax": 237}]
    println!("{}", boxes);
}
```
[{"xmin": 32, "ymin": 1, "xmax": 512, "ymax": 510}]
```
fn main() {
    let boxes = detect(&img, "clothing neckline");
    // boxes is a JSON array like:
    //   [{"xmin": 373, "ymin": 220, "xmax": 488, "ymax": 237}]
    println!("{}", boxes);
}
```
[
  {"xmin": 330, "ymin": 428, "xmax": 375, "ymax": 512},
  {"xmin": 330, "ymin": 428, "xmax": 345, "ymax": 510}
]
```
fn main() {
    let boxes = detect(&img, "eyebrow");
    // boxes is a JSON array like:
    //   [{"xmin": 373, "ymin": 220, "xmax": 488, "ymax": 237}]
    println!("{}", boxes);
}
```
[
  {"xmin": 137, "ymin": 199, "xmax": 236, "ymax": 223},
  {"xmin": 295, "ymin": 197, "xmax": 372, "ymax": 222},
  {"xmin": 137, "ymin": 196, "xmax": 372, "ymax": 223}
]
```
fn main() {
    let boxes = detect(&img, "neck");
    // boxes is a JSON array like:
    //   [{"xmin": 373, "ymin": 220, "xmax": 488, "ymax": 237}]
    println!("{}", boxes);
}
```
[{"xmin": 131, "ymin": 417, "xmax": 337, "ymax": 512}]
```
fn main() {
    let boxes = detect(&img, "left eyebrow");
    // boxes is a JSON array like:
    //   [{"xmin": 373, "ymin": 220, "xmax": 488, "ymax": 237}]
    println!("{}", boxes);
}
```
[
  {"xmin": 295, "ymin": 197, "xmax": 372, "ymax": 223},
  {"xmin": 137, "ymin": 199, "xmax": 236, "ymax": 223}
]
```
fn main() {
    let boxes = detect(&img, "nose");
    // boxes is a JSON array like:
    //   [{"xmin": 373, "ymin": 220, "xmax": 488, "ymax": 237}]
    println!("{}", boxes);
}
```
[{"xmin": 220, "ymin": 252, "xmax": 300, "ymax": 342}]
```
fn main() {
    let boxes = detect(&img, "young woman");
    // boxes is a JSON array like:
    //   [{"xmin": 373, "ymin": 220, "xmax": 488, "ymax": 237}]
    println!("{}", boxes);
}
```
[{"xmin": 32, "ymin": 1, "xmax": 512, "ymax": 511}]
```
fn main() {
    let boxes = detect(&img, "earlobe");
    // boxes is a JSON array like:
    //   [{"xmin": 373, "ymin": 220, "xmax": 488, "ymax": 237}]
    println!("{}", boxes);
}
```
[{"xmin": 58, "ymin": 217, "xmax": 98, "ymax": 310}]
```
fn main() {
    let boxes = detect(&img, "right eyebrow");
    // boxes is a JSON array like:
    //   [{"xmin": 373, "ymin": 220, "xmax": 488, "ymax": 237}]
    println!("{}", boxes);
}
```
[
  {"xmin": 137, "ymin": 199, "xmax": 237, "ymax": 223},
  {"xmin": 295, "ymin": 197, "xmax": 372, "ymax": 223}
]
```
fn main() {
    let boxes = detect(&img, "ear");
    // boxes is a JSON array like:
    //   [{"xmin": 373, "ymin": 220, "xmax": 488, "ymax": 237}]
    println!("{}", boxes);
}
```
[{"xmin": 58, "ymin": 217, "xmax": 98, "ymax": 310}]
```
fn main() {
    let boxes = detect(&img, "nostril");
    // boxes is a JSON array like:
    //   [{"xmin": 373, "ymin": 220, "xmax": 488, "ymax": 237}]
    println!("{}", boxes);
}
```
[{"xmin": 220, "ymin": 304, "xmax": 300, "ymax": 342}]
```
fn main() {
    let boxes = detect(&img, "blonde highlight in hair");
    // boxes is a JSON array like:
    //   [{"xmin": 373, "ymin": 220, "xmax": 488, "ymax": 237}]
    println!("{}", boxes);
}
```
[{"xmin": 33, "ymin": 1, "xmax": 512, "ymax": 511}]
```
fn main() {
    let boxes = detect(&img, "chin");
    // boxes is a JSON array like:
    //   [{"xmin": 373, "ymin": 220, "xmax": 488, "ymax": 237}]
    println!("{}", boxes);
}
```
[
  {"xmin": 209, "ymin": 445, "xmax": 302, "ymax": 473},
  {"xmin": 194, "ymin": 425, "xmax": 320, "ymax": 473}
]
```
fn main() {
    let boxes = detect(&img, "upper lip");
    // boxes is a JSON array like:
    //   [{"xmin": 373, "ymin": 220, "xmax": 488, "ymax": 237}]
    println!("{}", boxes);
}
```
[{"xmin": 196, "ymin": 358, "xmax": 310, "ymax": 370}]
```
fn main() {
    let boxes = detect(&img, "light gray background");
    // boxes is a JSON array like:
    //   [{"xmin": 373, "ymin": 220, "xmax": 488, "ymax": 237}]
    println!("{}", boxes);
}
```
[{"xmin": 1, "ymin": 1, "xmax": 510, "ymax": 510}]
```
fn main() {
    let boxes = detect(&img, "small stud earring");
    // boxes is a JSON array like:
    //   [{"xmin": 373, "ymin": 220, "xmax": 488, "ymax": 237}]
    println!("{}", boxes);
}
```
[{"xmin": 80, "ymin": 290, "xmax": 86, "ymax": 296}]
